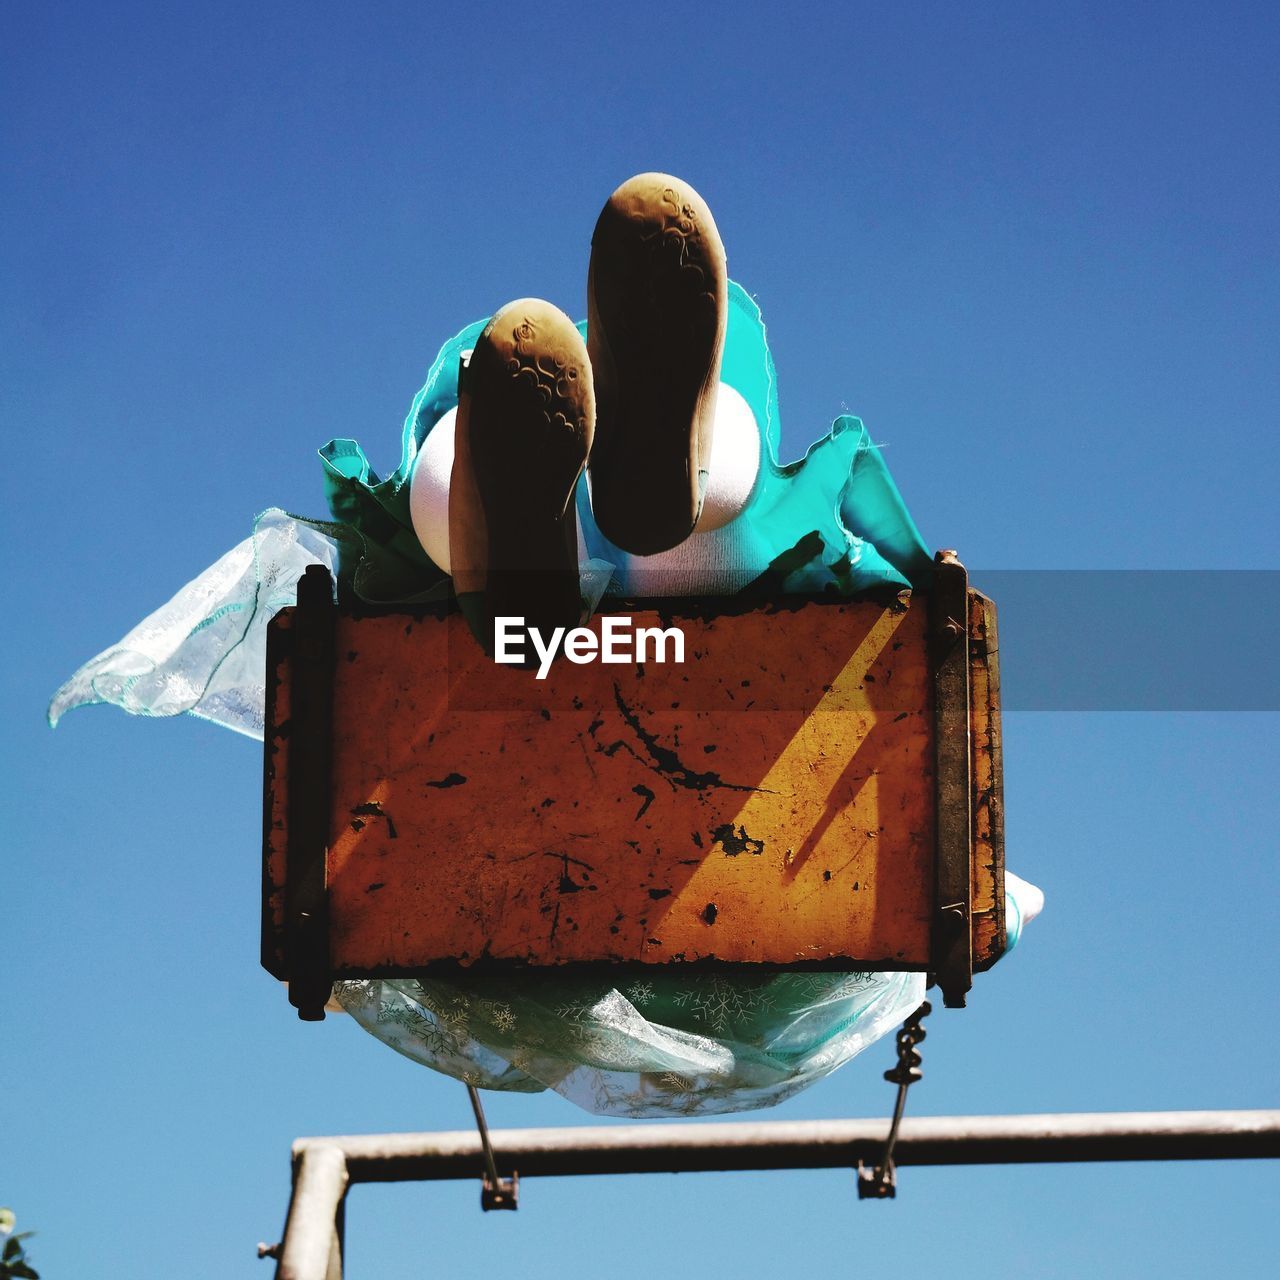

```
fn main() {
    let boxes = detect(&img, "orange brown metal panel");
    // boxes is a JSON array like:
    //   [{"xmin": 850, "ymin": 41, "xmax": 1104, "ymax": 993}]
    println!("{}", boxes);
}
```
[
  {"xmin": 262, "ymin": 577, "xmax": 1004, "ymax": 1001},
  {"xmin": 323, "ymin": 597, "xmax": 936, "ymax": 974},
  {"xmin": 969, "ymin": 590, "xmax": 1007, "ymax": 970},
  {"xmin": 928, "ymin": 552, "xmax": 973, "ymax": 1008}
]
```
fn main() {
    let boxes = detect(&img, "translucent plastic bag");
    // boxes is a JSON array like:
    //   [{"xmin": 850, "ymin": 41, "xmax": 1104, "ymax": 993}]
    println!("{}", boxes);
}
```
[
  {"xmin": 48, "ymin": 511, "xmax": 340, "ymax": 739},
  {"xmin": 333, "ymin": 969, "xmax": 928, "ymax": 1117}
]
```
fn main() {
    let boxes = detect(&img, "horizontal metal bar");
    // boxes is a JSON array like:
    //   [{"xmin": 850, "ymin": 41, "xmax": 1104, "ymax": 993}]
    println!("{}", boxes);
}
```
[{"xmin": 293, "ymin": 1110, "xmax": 1280, "ymax": 1184}]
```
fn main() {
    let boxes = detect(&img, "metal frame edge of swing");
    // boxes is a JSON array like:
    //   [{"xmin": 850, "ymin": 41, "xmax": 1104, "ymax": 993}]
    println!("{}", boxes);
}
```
[
  {"xmin": 264, "ymin": 1109, "xmax": 1280, "ymax": 1280},
  {"xmin": 268, "ymin": 549, "xmax": 994, "ymax": 1015}
]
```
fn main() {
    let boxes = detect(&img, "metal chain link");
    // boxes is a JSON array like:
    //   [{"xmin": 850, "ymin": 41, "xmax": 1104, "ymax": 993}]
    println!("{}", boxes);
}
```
[{"xmin": 857, "ymin": 1000, "xmax": 932, "ymax": 1199}]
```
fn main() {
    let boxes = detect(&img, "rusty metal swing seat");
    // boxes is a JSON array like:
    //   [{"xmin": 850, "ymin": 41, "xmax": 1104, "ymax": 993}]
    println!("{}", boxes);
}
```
[{"xmin": 262, "ymin": 548, "xmax": 1006, "ymax": 1022}]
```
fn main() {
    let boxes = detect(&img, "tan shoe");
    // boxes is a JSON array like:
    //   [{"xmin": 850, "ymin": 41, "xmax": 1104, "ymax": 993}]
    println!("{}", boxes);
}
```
[
  {"xmin": 448, "ymin": 299, "xmax": 594, "ymax": 642},
  {"xmin": 587, "ymin": 173, "xmax": 728, "ymax": 555}
]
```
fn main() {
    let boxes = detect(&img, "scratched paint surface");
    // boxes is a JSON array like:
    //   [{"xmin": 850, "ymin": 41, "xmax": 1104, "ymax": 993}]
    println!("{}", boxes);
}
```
[
  {"xmin": 308, "ymin": 598, "xmax": 940, "ymax": 971},
  {"xmin": 969, "ymin": 592, "xmax": 1006, "ymax": 969},
  {"xmin": 261, "ymin": 609, "xmax": 293, "ymax": 978}
]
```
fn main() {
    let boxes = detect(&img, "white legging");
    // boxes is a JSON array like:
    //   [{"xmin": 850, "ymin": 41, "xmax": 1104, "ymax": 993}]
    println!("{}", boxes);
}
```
[{"xmin": 409, "ymin": 382, "xmax": 763, "ymax": 592}]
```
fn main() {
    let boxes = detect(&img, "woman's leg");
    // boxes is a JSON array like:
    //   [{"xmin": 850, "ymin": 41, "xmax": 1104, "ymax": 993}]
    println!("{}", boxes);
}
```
[{"xmin": 410, "ymin": 379, "xmax": 762, "ymax": 584}]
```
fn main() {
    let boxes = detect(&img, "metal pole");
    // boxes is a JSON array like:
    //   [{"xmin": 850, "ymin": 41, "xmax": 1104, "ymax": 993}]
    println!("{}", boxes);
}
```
[
  {"xmin": 467, "ymin": 1084, "xmax": 519, "ymax": 1209},
  {"xmin": 292, "ymin": 1109, "xmax": 1280, "ymax": 1185},
  {"xmin": 465, "ymin": 1086, "xmax": 502, "ymax": 1190},
  {"xmin": 276, "ymin": 1143, "xmax": 348, "ymax": 1280}
]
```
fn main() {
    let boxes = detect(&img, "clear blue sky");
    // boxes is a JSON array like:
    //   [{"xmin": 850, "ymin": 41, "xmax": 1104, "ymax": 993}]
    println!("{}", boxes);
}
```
[{"xmin": 4, "ymin": 2, "xmax": 1278, "ymax": 1276}]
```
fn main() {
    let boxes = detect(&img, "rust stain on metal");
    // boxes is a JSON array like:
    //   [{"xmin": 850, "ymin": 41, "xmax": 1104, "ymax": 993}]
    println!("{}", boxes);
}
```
[
  {"xmin": 424, "ymin": 772, "xmax": 467, "ymax": 790},
  {"xmin": 710, "ymin": 823, "xmax": 766, "ymax": 856},
  {"xmin": 969, "ymin": 590, "xmax": 1006, "ymax": 968},
  {"xmin": 351, "ymin": 801, "xmax": 398, "ymax": 839}
]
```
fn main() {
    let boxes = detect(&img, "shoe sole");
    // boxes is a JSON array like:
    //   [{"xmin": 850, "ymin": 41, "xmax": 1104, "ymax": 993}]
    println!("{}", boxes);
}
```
[
  {"xmin": 449, "ymin": 298, "xmax": 594, "ymax": 639},
  {"xmin": 587, "ymin": 173, "xmax": 728, "ymax": 556}
]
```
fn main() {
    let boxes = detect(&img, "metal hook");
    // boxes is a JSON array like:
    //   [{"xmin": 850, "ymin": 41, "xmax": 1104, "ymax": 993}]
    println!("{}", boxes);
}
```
[
  {"xmin": 467, "ymin": 1084, "xmax": 519, "ymax": 1210},
  {"xmin": 857, "ymin": 1000, "xmax": 932, "ymax": 1199}
]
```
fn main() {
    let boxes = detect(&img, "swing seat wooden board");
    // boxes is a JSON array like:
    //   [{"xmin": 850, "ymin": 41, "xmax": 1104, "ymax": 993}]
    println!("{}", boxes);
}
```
[{"xmin": 262, "ymin": 570, "xmax": 1005, "ymax": 1016}]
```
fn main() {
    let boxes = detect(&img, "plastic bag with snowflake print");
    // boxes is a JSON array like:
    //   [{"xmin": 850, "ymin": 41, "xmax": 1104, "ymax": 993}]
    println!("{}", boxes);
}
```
[{"xmin": 332, "ymin": 966, "xmax": 927, "ymax": 1117}]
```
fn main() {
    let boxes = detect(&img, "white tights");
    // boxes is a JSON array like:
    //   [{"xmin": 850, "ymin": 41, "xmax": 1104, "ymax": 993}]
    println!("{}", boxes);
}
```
[{"xmin": 409, "ymin": 382, "xmax": 762, "ymax": 587}]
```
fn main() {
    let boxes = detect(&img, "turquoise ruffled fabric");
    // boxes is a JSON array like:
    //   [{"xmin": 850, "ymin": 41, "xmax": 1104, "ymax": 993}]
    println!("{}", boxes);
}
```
[
  {"xmin": 49, "ymin": 280, "xmax": 962, "ymax": 1117},
  {"xmin": 320, "ymin": 281, "xmax": 934, "ymax": 604}
]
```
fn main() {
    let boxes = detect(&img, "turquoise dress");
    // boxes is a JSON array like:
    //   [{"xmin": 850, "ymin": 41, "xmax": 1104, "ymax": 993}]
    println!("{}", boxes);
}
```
[
  {"xmin": 49, "ymin": 283, "xmax": 1006, "ymax": 1117},
  {"xmin": 318, "ymin": 281, "xmax": 934, "ymax": 606}
]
